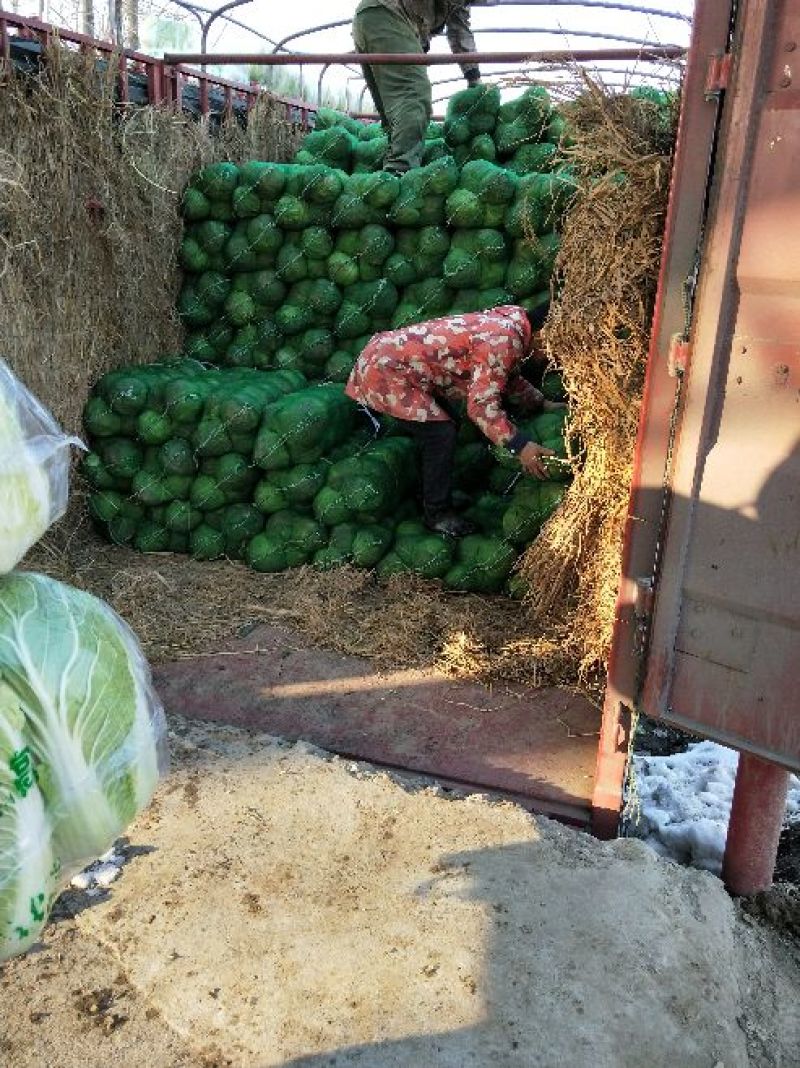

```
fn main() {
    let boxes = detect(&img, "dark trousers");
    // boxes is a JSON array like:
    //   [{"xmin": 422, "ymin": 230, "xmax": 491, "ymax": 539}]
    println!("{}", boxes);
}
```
[{"xmin": 400, "ymin": 418, "xmax": 458, "ymax": 519}]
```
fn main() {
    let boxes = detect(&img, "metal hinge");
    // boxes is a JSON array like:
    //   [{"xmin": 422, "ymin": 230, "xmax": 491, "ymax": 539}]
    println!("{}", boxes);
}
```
[
  {"xmin": 634, "ymin": 576, "xmax": 655, "ymax": 622},
  {"xmin": 667, "ymin": 334, "xmax": 691, "ymax": 378},
  {"xmin": 705, "ymin": 51, "xmax": 733, "ymax": 98},
  {"xmin": 632, "ymin": 576, "xmax": 656, "ymax": 697}
]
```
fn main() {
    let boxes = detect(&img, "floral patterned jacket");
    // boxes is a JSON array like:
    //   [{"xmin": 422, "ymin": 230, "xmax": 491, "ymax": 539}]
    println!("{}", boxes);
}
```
[{"xmin": 345, "ymin": 305, "xmax": 544, "ymax": 447}]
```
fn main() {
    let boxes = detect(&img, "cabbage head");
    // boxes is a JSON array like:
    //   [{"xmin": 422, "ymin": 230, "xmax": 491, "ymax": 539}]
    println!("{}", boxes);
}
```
[
  {"xmin": 0, "ymin": 680, "xmax": 58, "ymax": 963},
  {"xmin": 0, "ymin": 573, "xmax": 165, "ymax": 879},
  {"xmin": 0, "ymin": 361, "xmax": 79, "ymax": 573}
]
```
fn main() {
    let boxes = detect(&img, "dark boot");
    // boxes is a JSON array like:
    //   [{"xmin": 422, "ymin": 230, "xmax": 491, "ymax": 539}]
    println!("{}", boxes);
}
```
[
  {"xmin": 402, "ymin": 419, "xmax": 476, "ymax": 537},
  {"xmin": 424, "ymin": 511, "xmax": 476, "ymax": 538}
]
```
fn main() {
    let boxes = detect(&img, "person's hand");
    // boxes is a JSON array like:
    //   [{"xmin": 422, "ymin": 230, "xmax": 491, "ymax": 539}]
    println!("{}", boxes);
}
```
[
  {"xmin": 542, "ymin": 399, "xmax": 567, "ymax": 413},
  {"xmin": 519, "ymin": 442, "xmax": 554, "ymax": 480}
]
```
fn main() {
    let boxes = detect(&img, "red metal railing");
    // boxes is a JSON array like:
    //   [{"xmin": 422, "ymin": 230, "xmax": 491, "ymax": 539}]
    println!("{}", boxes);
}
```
[{"xmin": 0, "ymin": 10, "xmax": 317, "ymax": 127}]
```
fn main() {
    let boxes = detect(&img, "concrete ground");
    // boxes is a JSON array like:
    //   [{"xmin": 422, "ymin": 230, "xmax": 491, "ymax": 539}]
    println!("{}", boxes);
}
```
[{"xmin": 1, "ymin": 715, "xmax": 798, "ymax": 1068}]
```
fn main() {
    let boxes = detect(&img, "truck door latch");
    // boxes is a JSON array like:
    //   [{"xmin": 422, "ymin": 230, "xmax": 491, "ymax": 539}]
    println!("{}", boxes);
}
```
[
  {"xmin": 634, "ymin": 577, "xmax": 655, "ymax": 623},
  {"xmin": 705, "ymin": 51, "xmax": 733, "ymax": 98},
  {"xmin": 667, "ymin": 334, "xmax": 691, "ymax": 378}
]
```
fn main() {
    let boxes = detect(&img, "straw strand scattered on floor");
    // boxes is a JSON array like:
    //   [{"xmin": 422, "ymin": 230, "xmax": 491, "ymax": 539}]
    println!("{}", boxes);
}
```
[{"xmin": 25, "ymin": 494, "xmax": 571, "ymax": 690}]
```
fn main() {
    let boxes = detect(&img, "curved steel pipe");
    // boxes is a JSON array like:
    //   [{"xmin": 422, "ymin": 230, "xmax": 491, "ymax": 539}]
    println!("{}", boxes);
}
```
[
  {"xmin": 273, "ymin": 19, "xmax": 351, "ymax": 55},
  {"xmin": 166, "ymin": 0, "xmax": 254, "ymax": 73},
  {"xmin": 271, "ymin": 2, "xmax": 691, "ymax": 56},
  {"xmin": 184, "ymin": 1, "xmax": 283, "ymax": 49},
  {"xmin": 317, "ymin": 61, "xmax": 331, "ymax": 104},
  {"xmin": 429, "ymin": 63, "xmax": 680, "ymax": 87},
  {"xmin": 449, "ymin": 25, "xmax": 682, "ymax": 48},
  {"xmin": 272, "ymin": 18, "xmax": 681, "ymax": 56},
  {"xmin": 200, "ymin": 0, "xmax": 252, "ymax": 71},
  {"xmin": 480, "ymin": 0, "xmax": 691, "ymax": 22},
  {"xmin": 319, "ymin": 62, "xmax": 365, "ymax": 103}
]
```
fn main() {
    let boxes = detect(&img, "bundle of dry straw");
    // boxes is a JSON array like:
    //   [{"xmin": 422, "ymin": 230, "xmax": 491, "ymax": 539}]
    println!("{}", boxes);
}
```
[
  {"xmin": 519, "ymin": 78, "xmax": 677, "ymax": 681},
  {"xmin": 0, "ymin": 46, "xmax": 303, "ymax": 436}
]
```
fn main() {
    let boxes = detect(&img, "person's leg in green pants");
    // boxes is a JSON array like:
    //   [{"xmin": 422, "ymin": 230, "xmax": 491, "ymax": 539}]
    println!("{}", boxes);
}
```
[{"xmin": 353, "ymin": 6, "xmax": 432, "ymax": 173}]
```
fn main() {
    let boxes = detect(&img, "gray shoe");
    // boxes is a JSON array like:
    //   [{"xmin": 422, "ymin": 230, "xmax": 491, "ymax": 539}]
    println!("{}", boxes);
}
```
[{"xmin": 425, "ymin": 513, "xmax": 476, "ymax": 538}]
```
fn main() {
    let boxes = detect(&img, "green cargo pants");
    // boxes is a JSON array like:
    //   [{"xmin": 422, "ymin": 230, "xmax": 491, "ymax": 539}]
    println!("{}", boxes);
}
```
[{"xmin": 353, "ymin": 5, "xmax": 433, "ymax": 173}]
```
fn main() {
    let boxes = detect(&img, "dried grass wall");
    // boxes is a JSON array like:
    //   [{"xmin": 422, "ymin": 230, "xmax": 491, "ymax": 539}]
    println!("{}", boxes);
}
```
[
  {"xmin": 520, "ymin": 84, "xmax": 676, "ymax": 680},
  {"xmin": 0, "ymin": 47, "xmax": 304, "ymax": 436}
]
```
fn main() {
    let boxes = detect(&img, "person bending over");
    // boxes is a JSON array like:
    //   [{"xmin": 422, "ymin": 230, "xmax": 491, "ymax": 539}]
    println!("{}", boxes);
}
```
[
  {"xmin": 353, "ymin": 0, "xmax": 482, "ymax": 174},
  {"xmin": 345, "ymin": 304, "xmax": 565, "ymax": 537}
]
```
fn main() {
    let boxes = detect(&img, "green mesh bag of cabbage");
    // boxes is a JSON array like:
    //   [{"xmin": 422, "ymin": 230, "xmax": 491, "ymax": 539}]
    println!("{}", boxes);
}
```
[
  {"xmin": 82, "ymin": 361, "xmax": 307, "ymax": 552},
  {"xmin": 443, "ymin": 84, "xmax": 501, "ymax": 149},
  {"xmin": 0, "ymin": 360, "xmax": 82, "ymax": 573},
  {"xmin": 491, "ymin": 407, "xmax": 572, "ymax": 481},
  {"xmin": 0, "ymin": 572, "xmax": 167, "ymax": 963}
]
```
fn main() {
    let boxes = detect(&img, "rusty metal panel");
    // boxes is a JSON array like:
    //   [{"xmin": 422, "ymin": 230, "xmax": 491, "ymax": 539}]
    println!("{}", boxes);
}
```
[
  {"xmin": 592, "ymin": 0, "xmax": 736, "ymax": 834},
  {"xmin": 640, "ymin": 0, "xmax": 800, "ymax": 771}
]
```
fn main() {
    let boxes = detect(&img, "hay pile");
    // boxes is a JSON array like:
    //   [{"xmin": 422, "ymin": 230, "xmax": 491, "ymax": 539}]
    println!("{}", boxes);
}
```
[
  {"xmin": 25, "ymin": 493, "xmax": 564, "ymax": 688},
  {"xmin": 520, "ymin": 81, "xmax": 676, "ymax": 680},
  {"xmin": 0, "ymin": 46, "xmax": 303, "ymax": 436},
  {"xmin": 8, "ymin": 52, "xmax": 674, "ymax": 692}
]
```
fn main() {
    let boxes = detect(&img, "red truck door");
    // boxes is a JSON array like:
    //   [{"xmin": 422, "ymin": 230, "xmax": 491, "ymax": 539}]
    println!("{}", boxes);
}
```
[{"xmin": 594, "ymin": 0, "xmax": 800, "ymax": 888}]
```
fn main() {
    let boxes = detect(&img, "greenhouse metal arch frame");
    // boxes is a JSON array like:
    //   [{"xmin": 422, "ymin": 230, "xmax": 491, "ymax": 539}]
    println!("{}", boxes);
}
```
[{"xmin": 163, "ymin": 1, "xmax": 689, "ymax": 107}]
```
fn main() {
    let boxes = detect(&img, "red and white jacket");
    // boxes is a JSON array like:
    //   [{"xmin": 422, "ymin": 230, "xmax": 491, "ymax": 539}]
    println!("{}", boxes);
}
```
[{"xmin": 345, "ymin": 305, "xmax": 543, "ymax": 447}]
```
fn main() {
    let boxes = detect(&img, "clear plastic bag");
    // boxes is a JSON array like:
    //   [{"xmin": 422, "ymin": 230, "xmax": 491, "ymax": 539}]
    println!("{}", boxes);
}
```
[
  {"xmin": 0, "ymin": 359, "xmax": 84, "ymax": 572},
  {"xmin": 0, "ymin": 572, "xmax": 168, "ymax": 963}
]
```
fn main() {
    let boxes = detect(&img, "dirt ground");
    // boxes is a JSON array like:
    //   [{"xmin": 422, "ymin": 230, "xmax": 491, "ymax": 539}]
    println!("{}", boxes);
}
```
[{"xmin": 1, "ymin": 716, "xmax": 798, "ymax": 1068}]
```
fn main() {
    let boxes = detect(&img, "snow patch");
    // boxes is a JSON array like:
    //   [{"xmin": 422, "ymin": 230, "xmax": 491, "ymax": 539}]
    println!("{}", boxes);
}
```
[
  {"xmin": 69, "ymin": 845, "xmax": 126, "ymax": 892},
  {"xmin": 628, "ymin": 740, "xmax": 800, "ymax": 875}
]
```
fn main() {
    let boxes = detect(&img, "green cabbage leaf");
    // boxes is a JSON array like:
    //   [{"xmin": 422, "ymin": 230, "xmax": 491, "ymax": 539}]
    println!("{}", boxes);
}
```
[{"xmin": 0, "ymin": 680, "xmax": 58, "ymax": 962}]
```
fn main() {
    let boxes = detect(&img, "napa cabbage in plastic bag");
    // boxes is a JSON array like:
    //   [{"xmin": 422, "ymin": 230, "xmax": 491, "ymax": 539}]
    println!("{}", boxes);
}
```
[
  {"xmin": 246, "ymin": 509, "xmax": 326, "ymax": 571},
  {"xmin": 254, "ymin": 384, "xmax": 355, "ymax": 470},
  {"xmin": 0, "ymin": 360, "xmax": 83, "ymax": 573},
  {"xmin": 313, "ymin": 108, "xmax": 365, "ymax": 138},
  {"xmin": 507, "ymin": 142, "xmax": 557, "ymax": 176},
  {"xmin": 502, "ymin": 480, "xmax": 567, "ymax": 545},
  {"xmin": 0, "ymin": 572, "xmax": 167, "ymax": 962},
  {"xmin": 494, "ymin": 87, "xmax": 553, "ymax": 158},
  {"xmin": 0, "ymin": 681, "xmax": 58, "ymax": 962},
  {"xmin": 451, "ymin": 133, "xmax": 497, "ymax": 168},
  {"xmin": 380, "ymin": 520, "xmax": 454, "ymax": 580},
  {"xmin": 296, "ymin": 127, "xmax": 357, "ymax": 170},
  {"xmin": 314, "ymin": 437, "xmax": 416, "ymax": 525}
]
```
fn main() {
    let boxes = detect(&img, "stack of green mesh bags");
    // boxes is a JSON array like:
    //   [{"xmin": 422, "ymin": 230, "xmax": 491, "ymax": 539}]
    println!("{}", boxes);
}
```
[
  {"xmin": 82, "ymin": 84, "xmax": 579, "ymax": 593},
  {"xmin": 177, "ymin": 84, "xmax": 577, "ymax": 382},
  {"xmin": 81, "ymin": 355, "xmax": 571, "ymax": 592}
]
